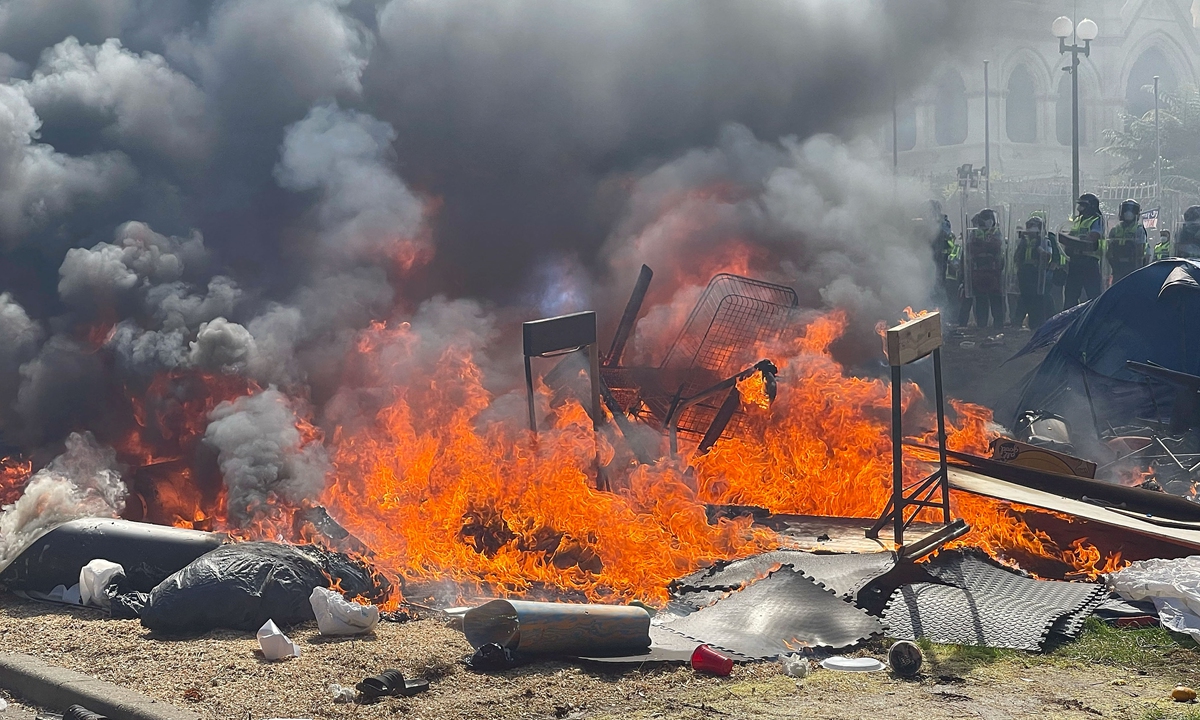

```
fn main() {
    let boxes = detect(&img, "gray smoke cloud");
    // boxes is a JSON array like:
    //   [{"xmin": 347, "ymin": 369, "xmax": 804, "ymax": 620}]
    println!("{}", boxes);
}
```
[
  {"xmin": 0, "ymin": 0, "xmax": 977, "ymax": 524},
  {"xmin": 0, "ymin": 431, "xmax": 125, "ymax": 570},
  {"xmin": 204, "ymin": 388, "xmax": 329, "ymax": 527},
  {"xmin": 606, "ymin": 126, "xmax": 932, "ymax": 360}
]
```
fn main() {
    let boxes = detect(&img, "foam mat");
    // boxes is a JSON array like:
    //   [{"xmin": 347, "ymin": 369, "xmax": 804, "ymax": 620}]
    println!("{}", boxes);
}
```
[
  {"xmin": 676, "ymin": 550, "xmax": 896, "ymax": 601},
  {"xmin": 664, "ymin": 568, "xmax": 882, "ymax": 659},
  {"xmin": 884, "ymin": 549, "xmax": 1108, "ymax": 650}
]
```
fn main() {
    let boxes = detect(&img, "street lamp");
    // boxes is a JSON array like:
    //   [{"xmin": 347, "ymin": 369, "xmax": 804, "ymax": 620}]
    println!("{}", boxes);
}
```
[{"xmin": 1054, "ymin": 15, "xmax": 1098, "ymax": 204}]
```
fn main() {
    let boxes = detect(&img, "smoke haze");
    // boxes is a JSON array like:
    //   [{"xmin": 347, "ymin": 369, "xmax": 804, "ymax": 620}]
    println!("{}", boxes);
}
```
[{"xmin": 0, "ymin": 0, "xmax": 974, "ymax": 525}]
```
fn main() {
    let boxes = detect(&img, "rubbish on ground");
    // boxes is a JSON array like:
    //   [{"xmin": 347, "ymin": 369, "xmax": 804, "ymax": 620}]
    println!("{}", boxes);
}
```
[
  {"xmin": 24, "ymin": 583, "xmax": 83, "ymax": 606},
  {"xmin": 355, "ymin": 669, "xmax": 428, "ymax": 699},
  {"xmin": 819, "ymin": 656, "xmax": 886, "ymax": 672},
  {"xmin": 980, "ymin": 334, "xmax": 1003, "ymax": 348},
  {"xmin": 779, "ymin": 653, "xmax": 809, "ymax": 678},
  {"xmin": 0, "ymin": 518, "xmax": 222, "ymax": 593},
  {"xmin": 959, "ymin": 341, "xmax": 976, "ymax": 349},
  {"xmin": 0, "ymin": 697, "xmax": 6, "ymax": 711},
  {"xmin": 138, "ymin": 541, "xmax": 386, "ymax": 634},
  {"xmin": 690, "ymin": 644, "xmax": 733, "ymax": 676},
  {"xmin": 1108, "ymin": 556, "xmax": 1200, "ymax": 643},
  {"xmin": 329, "ymin": 684, "xmax": 356, "ymax": 703},
  {"xmin": 664, "ymin": 568, "xmax": 882, "ymax": 658},
  {"xmin": 309, "ymin": 586, "xmax": 379, "ymax": 636},
  {"xmin": 79, "ymin": 559, "xmax": 125, "ymax": 609},
  {"xmin": 888, "ymin": 640, "xmax": 923, "ymax": 677},
  {"xmin": 64, "ymin": 705, "xmax": 110, "ymax": 720},
  {"xmin": 463, "ymin": 599, "xmax": 650, "ymax": 656},
  {"xmin": 1173, "ymin": 685, "xmax": 1197, "ymax": 702},
  {"xmin": 469, "ymin": 642, "xmax": 518, "ymax": 671},
  {"xmin": 257, "ymin": 619, "xmax": 301, "ymax": 661}
]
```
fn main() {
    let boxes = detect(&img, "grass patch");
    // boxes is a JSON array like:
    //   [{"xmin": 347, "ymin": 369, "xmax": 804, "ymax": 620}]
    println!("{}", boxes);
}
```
[
  {"xmin": 906, "ymin": 635, "xmax": 1018, "ymax": 675},
  {"xmin": 1051, "ymin": 618, "xmax": 1200, "ymax": 671},
  {"xmin": 1141, "ymin": 705, "xmax": 1200, "ymax": 720}
]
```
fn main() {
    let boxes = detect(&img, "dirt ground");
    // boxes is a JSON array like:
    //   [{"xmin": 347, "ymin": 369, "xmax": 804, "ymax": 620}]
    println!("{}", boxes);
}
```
[
  {"xmin": 2, "ymin": 594, "xmax": 1200, "ymax": 720},
  {"xmin": 936, "ymin": 324, "xmax": 1045, "ymax": 429}
]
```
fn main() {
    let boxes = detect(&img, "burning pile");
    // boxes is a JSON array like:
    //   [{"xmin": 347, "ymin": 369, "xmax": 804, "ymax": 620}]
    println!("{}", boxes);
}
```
[{"xmin": 0, "ymin": 287, "xmax": 1129, "ymax": 607}]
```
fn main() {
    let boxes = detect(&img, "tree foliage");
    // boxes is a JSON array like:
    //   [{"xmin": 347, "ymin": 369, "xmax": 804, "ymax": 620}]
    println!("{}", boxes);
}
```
[{"xmin": 1100, "ymin": 85, "xmax": 1200, "ymax": 193}]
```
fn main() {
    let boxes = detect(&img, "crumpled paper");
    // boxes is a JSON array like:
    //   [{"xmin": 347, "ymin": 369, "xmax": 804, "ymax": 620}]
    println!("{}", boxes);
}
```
[
  {"xmin": 309, "ymin": 586, "xmax": 379, "ymax": 636},
  {"xmin": 257, "ymin": 619, "xmax": 301, "ymax": 660}
]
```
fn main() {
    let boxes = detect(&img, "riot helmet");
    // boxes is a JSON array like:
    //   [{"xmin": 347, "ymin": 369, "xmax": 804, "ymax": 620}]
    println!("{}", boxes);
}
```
[
  {"xmin": 1077, "ymin": 193, "xmax": 1101, "ymax": 218},
  {"xmin": 1119, "ymin": 199, "xmax": 1141, "ymax": 223}
]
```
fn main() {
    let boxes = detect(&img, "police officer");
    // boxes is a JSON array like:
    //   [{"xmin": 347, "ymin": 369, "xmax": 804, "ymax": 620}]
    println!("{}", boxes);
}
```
[
  {"xmin": 928, "ymin": 200, "xmax": 958, "ymax": 314},
  {"xmin": 1178, "ymin": 206, "xmax": 1200, "ymax": 259},
  {"xmin": 1156, "ymin": 229, "xmax": 1173, "ymax": 260},
  {"xmin": 1013, "ymin": 215, "xmax": 1050, "ymax": 330},
  {"xmin": 1106, "ymin": 199, "xmax": 1147, "ymax": 283},
  {"xmin": 967, "ymin": 208, "xmax": 1005, "ymax": 329},
  {"xmin": 1060, "ymin": 193, "xmax": 1105, "ymax": 308}
]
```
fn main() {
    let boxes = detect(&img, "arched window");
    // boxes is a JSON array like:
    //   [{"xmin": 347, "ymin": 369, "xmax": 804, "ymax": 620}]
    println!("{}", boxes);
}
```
[
  {"xmin": 935, "ymin": 71, "xmax": 968, "ymax": 146},
  {"xmin": 1126, "ymin": 46, "xmax": 1178, "ymax": 119},
  {"xmin": 1056, "ymin": 73, "xmax": 1086, "ymax": 146},
  {"xmin": 888, "ymin": 102, "xmax": 916, "ymax": 152},
  {"xmin": 1005, "ymin": 64, "xmax": 1037, "ymax": 143}
]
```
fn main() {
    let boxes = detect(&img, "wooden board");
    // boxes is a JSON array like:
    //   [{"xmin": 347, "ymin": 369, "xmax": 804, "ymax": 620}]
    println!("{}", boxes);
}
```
[
  {"xmin": 886, "ymin": 312, "xmax": 942, "ymax": 366},
  {"xmin": 948, "ymin": 468, "xmax": 1200, "ymax": 551},
  {"xmin": 759, "ymin": 514, "xmax": 943, "ymax": 554}
]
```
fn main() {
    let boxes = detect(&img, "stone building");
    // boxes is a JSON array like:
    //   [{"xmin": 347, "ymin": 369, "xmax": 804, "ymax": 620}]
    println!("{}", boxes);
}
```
[{"xmin": 893, "ymin": 0, "xmax": 1200, "ymax": 199}]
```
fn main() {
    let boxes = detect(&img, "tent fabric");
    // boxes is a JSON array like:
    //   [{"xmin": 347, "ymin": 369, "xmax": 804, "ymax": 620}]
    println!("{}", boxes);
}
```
[{"xmin": 1013, "ymin": 260, "xmax": 1200, "ymax": 438}]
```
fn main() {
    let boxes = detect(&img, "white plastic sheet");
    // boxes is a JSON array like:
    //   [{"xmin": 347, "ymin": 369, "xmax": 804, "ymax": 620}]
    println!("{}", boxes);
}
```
[
  {"xmin": 79, "ymin": 559, "xmax": 125, "ymax": 609},
  {"xmin": 1107, "ymin": 556, "xmax": 1200, "ymax": 642},
  {"xmin": 257, "ymin": 619, "xmax": 301, "ymax": 660},
  {"xmin": 309, "ymin": 586, "xmax": 379, "ymax": 636}
]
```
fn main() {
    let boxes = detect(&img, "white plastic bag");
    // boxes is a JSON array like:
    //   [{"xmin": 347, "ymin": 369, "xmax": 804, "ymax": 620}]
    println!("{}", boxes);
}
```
[
  {"xmin": 79, "ymin": 559, "xmax": 125, "ymax": 609},
  {"xmin": 1108, "ymin": 555, "xmax": 1200, "ymax": 616},
  {"xmin": 257, "ymin": 619, "xmax": 301, "ymax": 660},
  {"xmin": 309, "ymin": 586, "xmax": 379, "ymax": 636},
  {"xmin": 1108, "ymin": 556, "xmax": 1200, "ymax": 642}
]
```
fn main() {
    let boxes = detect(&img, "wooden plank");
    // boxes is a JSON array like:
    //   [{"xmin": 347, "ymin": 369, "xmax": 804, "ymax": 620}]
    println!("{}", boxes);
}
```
[
  {"xmin": 948, "ymin": 468, "xmax": 1200, "ymax": 551},
  {"xmin": 762, "ymin": 514, "xmax": 941, "ymax": 554},
  {"xmin": 886, "ymin": 312, "xmax": 942, "ymax": 366}
]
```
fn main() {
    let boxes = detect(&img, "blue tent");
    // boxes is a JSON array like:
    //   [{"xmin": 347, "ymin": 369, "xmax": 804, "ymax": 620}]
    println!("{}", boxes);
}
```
[{"xmin": 1013, "ymin": 260, "xmax": 1200, "ymax": 452}]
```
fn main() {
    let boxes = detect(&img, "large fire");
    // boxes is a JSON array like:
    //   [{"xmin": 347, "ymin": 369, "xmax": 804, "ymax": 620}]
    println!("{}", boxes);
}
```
[{"xmin": 0, "ymin": 301, "xmax": 1126, "ymax": 607}]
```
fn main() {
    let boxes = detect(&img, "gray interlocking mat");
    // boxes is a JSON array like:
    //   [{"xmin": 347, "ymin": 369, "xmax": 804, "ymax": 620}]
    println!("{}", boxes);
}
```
[
  {"xmin": 884, "ymin": 583, "xmax": 1063, "ymax": 651},
  {"xmin": 675, "ymin": 550, "xmax": 896, "ymax": 601},
  {"xmin": 663, "ymin": 568, "xmax": 883, "ymax": 659},
  {"xmin": 884, "ymin": 549, "xmax": 1108, "ymax": 650},
  {"xmin": 925, "ymin": 549, "xmax": 1107, "ymax": 641}
]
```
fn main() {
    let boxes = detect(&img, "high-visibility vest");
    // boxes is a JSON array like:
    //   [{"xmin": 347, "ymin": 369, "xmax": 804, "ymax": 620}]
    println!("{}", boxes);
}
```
[
  {"xmin": 1107, "ymin": 223, "xmax": 1144, "ymax": 265},
  {"xmin": 945, "ymin": 241, "xmax": 962, "ymax": 280},
  {"xmin": 1067, "ymin": 214, "xmax": 1103, "ymax": 260},
  {"xmin": 1155, "ymin": 240, "xmax": 1172, "ymax": 260},
  {"xmin": 1016, "ymin": 233, "xmax": 1044, "ymax": 266}
]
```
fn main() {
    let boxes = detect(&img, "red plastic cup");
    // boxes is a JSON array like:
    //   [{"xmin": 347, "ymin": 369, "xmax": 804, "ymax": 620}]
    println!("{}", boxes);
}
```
[{"xmin": 690, "ymin": 644, "xmax": 733, "ymax": 676}]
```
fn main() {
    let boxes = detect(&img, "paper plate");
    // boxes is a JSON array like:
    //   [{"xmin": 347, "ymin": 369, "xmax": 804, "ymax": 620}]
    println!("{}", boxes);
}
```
[{"xmin": 819, "ymin": 656, "xmax": 886, "ymax": 672}]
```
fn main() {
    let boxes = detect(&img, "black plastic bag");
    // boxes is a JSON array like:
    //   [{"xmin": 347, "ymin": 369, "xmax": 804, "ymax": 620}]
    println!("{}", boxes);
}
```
[{"xmin": 138, "ymin": 541, "xmax": 387, "ymax": 634}]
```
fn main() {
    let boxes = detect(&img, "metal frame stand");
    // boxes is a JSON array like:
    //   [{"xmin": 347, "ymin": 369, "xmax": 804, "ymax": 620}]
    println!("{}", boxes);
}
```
[
  {"xmin": 523, "ymin": 311, "xmax": 605, "ymax": 489},
  {"xmin": 867, "ymin": 312, "xmax": 969, "ymax": 558}
]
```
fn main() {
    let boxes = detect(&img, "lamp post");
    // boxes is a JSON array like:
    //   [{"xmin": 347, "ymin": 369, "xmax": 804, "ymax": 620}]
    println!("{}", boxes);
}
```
[
  {"xmin": 983, "ymin": 60, "xmax": 990, "ymax": 211},
  {"xmin": 1053, "ymin": 15, "xmax": 1098, "ymax": 204},
  {"xmin": 1154, "ymin": 75, "xmax": 1162, "ymax": 207}
]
